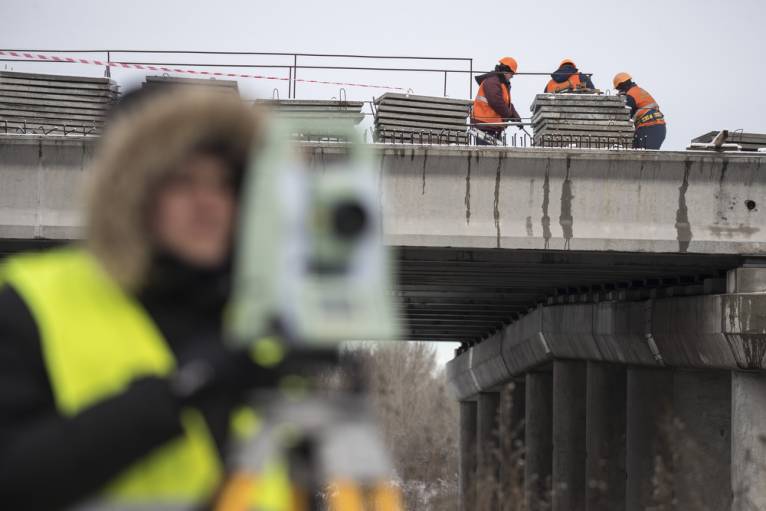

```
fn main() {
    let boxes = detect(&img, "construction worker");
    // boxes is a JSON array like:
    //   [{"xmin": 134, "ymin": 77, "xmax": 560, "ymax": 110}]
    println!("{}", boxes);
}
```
[
  {"xmin": 471, "ymin": 56, "xmax": 522, "ymax": 145},
  {"xmin": 545, "ymin": 59, "xmax": 595, "ymax": 93},
  {"xmin": 613, "ymin": 72, "xmax": 667, "ymax": 149},
  {"xmin": 0, "ymin": 88, "xmax": 299, "ymax": 510}
]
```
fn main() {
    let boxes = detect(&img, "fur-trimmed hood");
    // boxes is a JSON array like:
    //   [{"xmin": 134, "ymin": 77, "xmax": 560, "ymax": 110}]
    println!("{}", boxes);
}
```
[{"xmin": 85, "ymin": 87, "xmax": 263, "ymax": 291}]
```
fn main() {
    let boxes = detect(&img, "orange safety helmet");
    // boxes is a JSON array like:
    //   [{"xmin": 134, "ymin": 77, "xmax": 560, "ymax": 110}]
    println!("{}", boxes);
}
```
[
  {"xmin": 499, "ymin": 56, "xmax": 518, "ymax": 74},
  {"xmin": 613, "ymin": 72, "xmax": 632, "ymax": 89},
  {"xmin": 559, "ymin": 58, "xmax": 576, "ymax": 68}
]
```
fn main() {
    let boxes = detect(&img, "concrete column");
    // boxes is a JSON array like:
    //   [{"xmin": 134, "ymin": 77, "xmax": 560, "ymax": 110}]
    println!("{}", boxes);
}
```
[
  {"xmin": 672, "ymin": 370, "xmax": 731, "ymax": 511},
  {"xmin": 585, "ymin": 362, "xmax": 626, "ymax": 511},
  {"xmin": 553, "ymin": 360, "xmax": 587, "ymax": 511},
  {"xmin": 476, "ymin": 392, "xmax": 500, "ymax": 509},
  {"xmin": 625, "ymin": 368, "xmax": 674, "ymax": 511},
  {"xmin": 732, "ymin": 371, "xmax": 766, "ymax": 511},
  {"xmin": 459, "ymin": 400, "xmax": 478, "ymax": 511},
  {"xmin": 525, "ymin": 371, "xmax": 553, "ymax": 511},
  {"xmin": 499, "ymin": 380, "xmax": 526, "ymax": 505},
  {"xmin": 477, "ymin": 392, "xmax": 501, "ymax": 469}
]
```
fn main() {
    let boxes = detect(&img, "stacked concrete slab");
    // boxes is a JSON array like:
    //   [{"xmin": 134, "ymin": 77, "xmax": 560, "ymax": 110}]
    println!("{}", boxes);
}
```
[
  {"xmin": 0, "ymin": 70, "xmax": 117, "ymax": 136},
  {"xmin": 690, "ymin": 130, "xmax": 766, "ymax": 153},
  {"xmin": 254, "ymin": 99, "xmax": 365, "ymax": 141},
  {"xmin": 531, "ymin": 93, "xmax": 633, "ymax": 148},
  {"xmin": 374, "ymin": 92, "xmax": 470, "ymax": 144},
  {"xmin": 254, "ymin": 99, "xmax": 364, "ymax": 125},
  {"xmin": 142, "ymin": 75, "xmax": 239, "ymax": 94}
]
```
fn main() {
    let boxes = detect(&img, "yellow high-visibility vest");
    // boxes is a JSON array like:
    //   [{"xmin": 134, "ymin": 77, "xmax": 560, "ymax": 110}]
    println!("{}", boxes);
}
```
[{"xmin": 2, "ymin": 247, "xmax": 290, "ymax": 511}]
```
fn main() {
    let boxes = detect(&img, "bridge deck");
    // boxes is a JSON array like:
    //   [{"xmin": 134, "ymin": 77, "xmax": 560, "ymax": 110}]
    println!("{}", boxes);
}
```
[{"xmin": 1, "ymin": 136, "xmax": 764, "ymax": 341}]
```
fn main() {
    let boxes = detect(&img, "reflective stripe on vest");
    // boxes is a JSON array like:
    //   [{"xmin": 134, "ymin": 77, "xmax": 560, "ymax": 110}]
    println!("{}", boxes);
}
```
[
  {"xmin": 471, "ymin": 79, "xmax": 511, "ymax": 124},
  {"xmin": 1, "ymin": 248, "xmax": 290, "ymax": 511},
  {"xmin": 546, "ymin": 74, "xmax": 582, "ymax": 93},
  {"xmin": 627, "ymin": 86, "xmax": 665, "ymax": 127}
]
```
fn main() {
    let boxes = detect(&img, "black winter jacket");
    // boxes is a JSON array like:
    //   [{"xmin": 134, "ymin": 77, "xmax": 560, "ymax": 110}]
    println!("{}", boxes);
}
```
[{"xmin": 0, "ymin": 252, "xmax": 279, "ymax": 510}]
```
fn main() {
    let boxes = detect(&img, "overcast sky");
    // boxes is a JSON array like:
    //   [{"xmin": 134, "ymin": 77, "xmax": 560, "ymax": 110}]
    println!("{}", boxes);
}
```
[{"xmin": 2, "ymin": 0, "xmax": 764, "ymax": 365}]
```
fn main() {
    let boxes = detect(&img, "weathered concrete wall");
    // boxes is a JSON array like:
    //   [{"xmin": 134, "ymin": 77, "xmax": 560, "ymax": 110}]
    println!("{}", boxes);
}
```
[
  {"xmin": 3, "ymin": 136, "xmax": 766, "ymax": 256},
  {"xmin": 382, "ymin": 145, "xmax": 766, "ymax": 254}
]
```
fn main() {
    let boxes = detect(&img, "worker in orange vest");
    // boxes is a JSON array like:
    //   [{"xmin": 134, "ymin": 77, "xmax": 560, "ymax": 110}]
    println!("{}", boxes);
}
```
[
  {"xmin": 545, "ymin": 59, "xmax": 595, "ymax": 93},
  {"xmin": 613, "ymin": 72, "xmax": 667, "ymax": 150},
  {"xmin": 471, "ymin": 56, "xmax": 522, "ymax": 145}
]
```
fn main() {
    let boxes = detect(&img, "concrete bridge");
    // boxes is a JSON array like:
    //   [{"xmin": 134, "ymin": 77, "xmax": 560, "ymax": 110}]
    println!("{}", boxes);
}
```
[{"xmin": 2, "ymin": 135, "xmax": 766, "ymax": 510}]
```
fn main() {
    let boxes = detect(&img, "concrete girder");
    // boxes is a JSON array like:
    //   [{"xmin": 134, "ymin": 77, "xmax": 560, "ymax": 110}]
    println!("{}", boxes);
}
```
[
  {"xmin": 5, "ymin": 136, "xmax": 766, "ymax": 254},
  {"xmin": 447, "ymin": 292, "xmax": 766, "ymax": 399},
  {"xmin": 652, "ymin": 293, "xmax": 766, "ymax": 370}
]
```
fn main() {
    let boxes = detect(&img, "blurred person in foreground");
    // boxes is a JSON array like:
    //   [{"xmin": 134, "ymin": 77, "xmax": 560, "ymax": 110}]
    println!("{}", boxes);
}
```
[{"xmin": 0, "ymin": 88, "xmax": 297, "ymax": 510}]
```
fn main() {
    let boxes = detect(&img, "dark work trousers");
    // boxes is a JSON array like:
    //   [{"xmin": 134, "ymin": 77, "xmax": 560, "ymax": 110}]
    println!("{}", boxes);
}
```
[{"xmin": 634, "ymin": 124, "xmax": 667, "ymax": 150}]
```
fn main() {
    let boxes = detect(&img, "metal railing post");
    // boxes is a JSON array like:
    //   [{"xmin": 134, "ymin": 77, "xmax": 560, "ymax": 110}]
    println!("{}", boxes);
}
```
[
  {"xmin": 469, "ymin": 58, "xmax": 473, "ymax": 99},
  {"xmin": 293, "ymin": 54, "xmax": 297, "ymax": 99}
]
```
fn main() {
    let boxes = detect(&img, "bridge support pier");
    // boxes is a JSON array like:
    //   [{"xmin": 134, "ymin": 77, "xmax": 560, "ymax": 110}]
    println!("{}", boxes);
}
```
[
  {"xmin": 732, "ymin": 371, "xmax": 766, "ymax": 511},
  {"xmin": 525, "ymin": 370, "xmax": 553, "ymax": 510},
  {"xmin": 458, "ymin": 400, "xmax": 477, "ymax": 511},
  {"xmin": 498, "ymin": 380, "xmax": 526, "ymax": 505},
  {"xmin": 673, "ymin": 370, "xmax": 731, "ymax": 511},
  {"xmin": 477, "ymin": 391, "xmax": 500, "ymax": 508},
  {"xmin": 585, "ymin": 362, "xmax": 627, "ymax": 511},
  {"xmin": 552, "ymin": 360, "xmax": 587, "ymax": 511},
  {"xmin": 625, "ymin": 367, "xmax": 674, "ymax": 511}
]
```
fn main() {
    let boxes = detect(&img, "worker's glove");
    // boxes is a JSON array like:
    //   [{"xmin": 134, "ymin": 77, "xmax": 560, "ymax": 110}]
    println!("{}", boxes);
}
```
[{"xmin": 168, "ymin": 337, "xmax": 334, "ymax": 406}]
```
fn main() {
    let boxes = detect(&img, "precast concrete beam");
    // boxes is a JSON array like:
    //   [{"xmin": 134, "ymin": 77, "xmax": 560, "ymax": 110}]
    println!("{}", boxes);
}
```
[
  {"xmin": 470, "ymin": 333, "xmax": 512, "ymax": 390},
  {"xmin": 552, "ymin": 360, "xmax": 587, "ymax": 511},
  {"xmin": 446, "ymin": 351, "xmax": 480, "ymax": 401},
  {"xmin": 525, "ymin": 371, "xmax": 553, "ymax": 511},
  {"xmin": 652, "ymin": 293, "xmax": 766, "ymax": 370},
  {"xmin": 652, "ymin": 295, "xmax": 740, "ymax": 369},
  {"xmin": 381, "ymin": 145, "xmax": 766, "ymax": 254},
  {"xmin": 593, "ymin": 300, "xmax": 660, "ymax": 365},
  {"xmin": 731, "ymin": 372, "xmax": 766, "ymax": 511},
  {"xmin": 459, "ymin": 401, "xmax": 478, "ymax": 511},
  {"xmin": 9, "ymin": 136, "xmax": 766, "ymax": 253},
  {"xmin": 448, "ymin": 287, "xmax": 766, "ymax": 398},
  {"xmin": 501, "ymin": 306, "xmax": 553, "ymax": 375},
  {"xmin": 585, "ymin": 362, "xmax": 627, "ymax": 511},
  {"xmin": 673, "ymin": 370, "xmax": 731, "ymax": 511},
  {"xmin": 543, "ymin": 304, "xmax": 602, "ymax": 360}
]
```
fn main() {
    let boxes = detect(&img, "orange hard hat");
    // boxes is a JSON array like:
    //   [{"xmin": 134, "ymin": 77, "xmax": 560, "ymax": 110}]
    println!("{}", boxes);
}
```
[
  {"xmin": 613, "ymin": 72, "xmax": 632, "ymax": 88},
  {"xmin": 499, "ymin": 56, "xmax": 518, "ymax": 73},
  {"xmin": 559, "ymin": 58, "xmax": 576, "ymax": 68}
]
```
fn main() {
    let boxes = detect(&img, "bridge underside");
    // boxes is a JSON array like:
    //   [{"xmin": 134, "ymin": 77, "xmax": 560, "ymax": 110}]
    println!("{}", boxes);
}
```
[
  {"xmin": 0, "ymin": 237, "xmax": 744, "ymax": 343},
  {"xmin": 397, "ymin": 246, "xmax": 741, "ymax": 342}
]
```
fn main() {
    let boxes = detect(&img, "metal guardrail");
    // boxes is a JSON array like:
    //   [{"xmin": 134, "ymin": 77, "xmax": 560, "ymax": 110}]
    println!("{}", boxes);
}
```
[
  {"xmin": 0, "ymin": 49, "xmax": 477, "ymax": 99},
  {"xmin": 0, "ymin": 49, "xmax": 596, "ymax": 100}
]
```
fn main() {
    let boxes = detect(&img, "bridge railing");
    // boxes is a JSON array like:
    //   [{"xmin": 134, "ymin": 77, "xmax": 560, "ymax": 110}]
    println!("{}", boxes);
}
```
[{"xmin": 0, "ymin": 49, "xmax": 477, "ymax": 99}]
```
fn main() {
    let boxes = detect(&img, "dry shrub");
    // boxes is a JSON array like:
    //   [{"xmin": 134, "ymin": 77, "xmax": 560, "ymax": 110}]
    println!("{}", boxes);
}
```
[{"xmin": 337, "ymin": 342, "xmax": 459, "ymax": 511}]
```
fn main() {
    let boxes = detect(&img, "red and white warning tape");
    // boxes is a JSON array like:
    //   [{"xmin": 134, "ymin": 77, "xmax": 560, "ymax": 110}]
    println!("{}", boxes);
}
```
[{"xmin": 0, "ymin": 51, "xmax": 408, "ymax": 91}]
